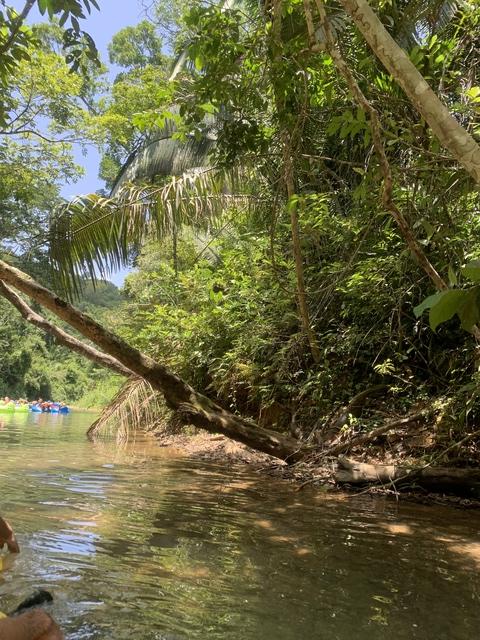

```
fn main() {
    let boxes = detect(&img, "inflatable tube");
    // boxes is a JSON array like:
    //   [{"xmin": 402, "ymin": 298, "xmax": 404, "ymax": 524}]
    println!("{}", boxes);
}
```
[
  {"xmin": 29, "ymin": 405, "xmax": 70, "ymax": 413},
  {"xmin": 15, "ymin": 405, "xmax": 29, "ymax": 413},
  {"xmin": 0, "ymin": 405, "xmax": 15, "ymax": 413}
]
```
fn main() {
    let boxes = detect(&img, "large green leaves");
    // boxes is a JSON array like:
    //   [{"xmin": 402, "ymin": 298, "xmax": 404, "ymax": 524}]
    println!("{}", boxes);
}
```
[
  {"xmin": 415, "ymin": 260, "xmax": 480, "ymax": 332},
  {"xmin": 461, "ymin": 260, "xmax": 480, "ymax": 282},
  {"xmin": 414, "ymin": 288, "xmax": 480, "ymax": 332}
]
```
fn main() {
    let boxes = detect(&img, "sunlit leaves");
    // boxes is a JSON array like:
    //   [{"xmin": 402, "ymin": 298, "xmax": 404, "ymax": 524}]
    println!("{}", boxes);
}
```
[
  {"xmin": 49, "ymin": 168, "xmax": 251, "ymax": 297},
  {"xmin": 0, "ymin": 0, "xmax": 100, "ymax": 126},
  {"xmin": 108, "ymin": 20, "xmax": 166, "ymax": 69},
  {"xmin": 414, "ymin": 287, "xmax": 480, "ymax": 333},
  {"xmin": 462, "ymin": 260, "xmax": 480, "ymax": 282}
]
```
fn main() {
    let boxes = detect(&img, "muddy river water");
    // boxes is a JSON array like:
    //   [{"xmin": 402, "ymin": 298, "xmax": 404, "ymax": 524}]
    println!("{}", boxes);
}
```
[{"xmin": 0, "ymin": 411, "xmax": 479, "ymax": 639}]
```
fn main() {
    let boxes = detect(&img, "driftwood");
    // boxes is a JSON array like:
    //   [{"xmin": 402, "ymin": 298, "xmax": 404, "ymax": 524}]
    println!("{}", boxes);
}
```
[
  {"xmin": 320, "ymin": 413, "xmax": 425, "ymax": 458},
  {"xmin": 336, "ymin": 457, "xmax": 480, "ymax": 495}
]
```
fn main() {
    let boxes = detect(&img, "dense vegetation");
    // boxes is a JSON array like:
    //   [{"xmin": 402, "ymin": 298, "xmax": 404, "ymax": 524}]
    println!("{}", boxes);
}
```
[
  {"xmin": 0, "ymin": 280, "xmax": 123, "ymax": 403},
  {"xmin": 2, "ymin": 0, "xmax": 480, "ymax": 474}
]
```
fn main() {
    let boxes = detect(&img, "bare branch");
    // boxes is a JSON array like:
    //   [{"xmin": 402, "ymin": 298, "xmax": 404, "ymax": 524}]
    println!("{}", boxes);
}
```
[{"xmin": 0, "ymin": 280, "xmax": 133, "ymax": 377}]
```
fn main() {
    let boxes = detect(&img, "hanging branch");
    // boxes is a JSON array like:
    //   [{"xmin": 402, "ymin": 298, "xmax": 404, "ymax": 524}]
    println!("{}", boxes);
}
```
[
  {"xmin": 0, "ymin": 280, "xmax": 133, "ymax": 378},
  {"xmin": 305, "ymin": 0, "xmax": 447, "ymax": 292}
]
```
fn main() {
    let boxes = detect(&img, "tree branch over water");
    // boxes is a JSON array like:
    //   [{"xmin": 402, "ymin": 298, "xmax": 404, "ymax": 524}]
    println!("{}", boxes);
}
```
[
  {"xmin": 0, "ymin": 280, "xmax": 133, "ymax": 378},
  {"xmin": 0, "ymin": 259, "xmax": 306, "ymax": 462}
]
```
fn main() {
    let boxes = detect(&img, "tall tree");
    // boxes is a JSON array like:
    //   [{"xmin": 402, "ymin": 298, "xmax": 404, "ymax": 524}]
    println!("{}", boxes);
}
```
[{"xmin": 336, "ymin": 0, "xmax": 480, "ymax": 183}]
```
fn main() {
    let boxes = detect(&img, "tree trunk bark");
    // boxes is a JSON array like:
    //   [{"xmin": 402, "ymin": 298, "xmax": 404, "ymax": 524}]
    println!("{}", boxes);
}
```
[
  {"xmin": 284, "ymin": 141, "xmax": 322, "ymax": 363},
  {"xmin": 0, "ymin": 281, "xmax": 133, "ymax": 378},
  {"xmin": 310, "ymin": 0, "xmax": 447, "ymax": 292},
  {"xmin": 0, "ymin": 260, "xmax": 305, "ymax": 462},
  {"xmin": 338, "ymin": 0, "xmax": 480, "ymax": 185},
  {"xmin": 336, "ymin": 457, "xmax": 480, "ymax": 495},
  {"xmin": 272, "ymin": 0, "xmax": 321, "ymax": 364}
]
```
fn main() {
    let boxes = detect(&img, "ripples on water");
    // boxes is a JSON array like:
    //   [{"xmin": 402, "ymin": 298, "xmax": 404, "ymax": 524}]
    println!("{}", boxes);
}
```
[{"xmin": 0, "ymin": 412, "xmax": 479, "ymax": 639}]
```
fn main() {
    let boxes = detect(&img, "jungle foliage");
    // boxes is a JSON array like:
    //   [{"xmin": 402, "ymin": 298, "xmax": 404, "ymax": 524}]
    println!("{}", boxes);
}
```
[
  {"xmin": 91, "ymin": 0, "xmax": 480, "ymax": 442},
  {"xmin": 0, "ymin": 279, "xmax": 124, "ymax": 403},
  {"xmin": 3, "ymin": 0, "xmax": 480, "ymax": 455}
]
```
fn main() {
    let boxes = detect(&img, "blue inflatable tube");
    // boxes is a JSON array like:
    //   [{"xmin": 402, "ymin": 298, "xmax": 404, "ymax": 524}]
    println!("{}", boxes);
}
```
[{"xmin": 30, "ymin": 405, "xmax": 70, "ymax": 413}]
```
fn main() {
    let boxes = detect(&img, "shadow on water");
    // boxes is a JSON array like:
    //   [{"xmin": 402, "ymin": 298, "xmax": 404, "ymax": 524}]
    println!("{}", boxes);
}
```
[{"xmin": 0, "ymin": 412, "xmax": 479, "ymax": 639}]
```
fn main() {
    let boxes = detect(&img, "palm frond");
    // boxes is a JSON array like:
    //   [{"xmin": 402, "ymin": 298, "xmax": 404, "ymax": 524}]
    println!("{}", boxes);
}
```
[
  {"xmin": 49, "ymin": 168, "xmax": 252, "ymax": 296},
  {"xmin": 87, "ymin": 377, "xmax": 164, "ymax": 441},
  {"xmin": 380, "ymin": 0, "xmax": 465, "ymax": 48},
  {"xmin": 122, "ymin": 0, "xmax": 255, "ymax": 192},
  {"xmin": 111, "ymin": 109, "xmax": 217, "ymax": 195}
]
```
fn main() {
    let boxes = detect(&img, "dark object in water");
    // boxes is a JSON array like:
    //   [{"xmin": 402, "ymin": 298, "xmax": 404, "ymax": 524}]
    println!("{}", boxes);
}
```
[{"xmin": 10, "ymin": 590, "xmax": 54, "ymax": 616}]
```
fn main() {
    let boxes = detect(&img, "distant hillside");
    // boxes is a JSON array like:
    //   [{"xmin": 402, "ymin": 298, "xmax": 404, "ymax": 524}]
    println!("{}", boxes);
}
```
[
  {"xmin": 77, "ymin": 280, "xmax": 124, "ymax": 311},
  {"xmin": 0, "ymin": 278, "xmax": 125, "ymax": 403}
]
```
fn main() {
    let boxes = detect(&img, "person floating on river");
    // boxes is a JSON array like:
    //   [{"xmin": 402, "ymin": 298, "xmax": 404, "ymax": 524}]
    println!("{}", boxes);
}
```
[
  {"xmin": 0, "ymin": 516, "xmax": 19, "ymax": 554},
  {"xmin": 0, "ymin": 517, "xmax": 63, "ymax": 640}
]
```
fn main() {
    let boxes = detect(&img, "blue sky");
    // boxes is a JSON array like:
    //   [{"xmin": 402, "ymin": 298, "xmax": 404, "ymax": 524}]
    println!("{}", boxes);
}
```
[
  {"xmin": 13, "ymin": 0, "xmax": 150, "ymax": 284},
  {"xmin": 61, "ymin": 0, "xmax": 147, "ymax": 197}
]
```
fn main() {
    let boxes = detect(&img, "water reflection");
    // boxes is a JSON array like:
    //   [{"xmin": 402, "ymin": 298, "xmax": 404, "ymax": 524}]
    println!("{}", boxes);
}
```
[{"xmin": 0, "ymin": 412, "xmax": 479, "ymax": 639}]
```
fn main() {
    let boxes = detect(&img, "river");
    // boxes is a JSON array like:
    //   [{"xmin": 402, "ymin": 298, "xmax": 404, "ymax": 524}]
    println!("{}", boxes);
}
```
[{"xmin": 0, "ymin": 411, "xmax": 479, "ymax": 639}]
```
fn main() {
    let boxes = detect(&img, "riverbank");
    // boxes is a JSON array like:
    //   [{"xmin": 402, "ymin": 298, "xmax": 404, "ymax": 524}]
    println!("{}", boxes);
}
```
[{"xmin": 154, "ymin": 427, "xmax": 480, "ymax": 509}]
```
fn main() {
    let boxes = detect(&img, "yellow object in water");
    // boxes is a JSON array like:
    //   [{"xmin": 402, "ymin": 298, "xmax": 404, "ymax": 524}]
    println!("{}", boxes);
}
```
[{"xmin": 0, "ymin": 612, "xmax": 7, "ymax": 619}]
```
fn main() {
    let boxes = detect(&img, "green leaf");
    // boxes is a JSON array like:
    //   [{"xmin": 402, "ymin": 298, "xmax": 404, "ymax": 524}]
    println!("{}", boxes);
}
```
[
  {"xmin": 429, "ymin": 290, "xmax": 466, "ymax": 331},
  {"xmin": 199, "ymin": 102, "xmax": 217, "ymax": 114},
  {"xmin": 462, "ymin": 260, "xmax": 480, "ymax": 282},
  {"xmin": 38, "ymin": 0, "xmax": 48, "ymax": 15},
  {"xmin": 421, "ymin": 219, "xmax": 435, "ymax": 239},
  {"xmin": 448, "ymin": 265, "xmax": 457, "ymax": 287},
  {"xmin": 457, "ymin": 289, "xmax": 480, "ymax": 333},
  {"xmin": 413, "ymin": 291, "xmax": 443, "ymax": 318}
]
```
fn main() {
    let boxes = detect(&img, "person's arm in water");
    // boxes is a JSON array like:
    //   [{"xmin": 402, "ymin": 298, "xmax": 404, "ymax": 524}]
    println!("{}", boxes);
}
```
[
  {"xmin": 0, "ymin": 517, "xmax": 19, "ymax": 553},
  {"xmin": 0, "ymin": 610, "xmax": 63, "ymax": 640}
]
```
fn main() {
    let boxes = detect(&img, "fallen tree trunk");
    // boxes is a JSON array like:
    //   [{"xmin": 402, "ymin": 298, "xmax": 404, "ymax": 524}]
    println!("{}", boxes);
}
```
[
  {"xmin": 336, "ymin": 457, "xmax": 480, "ymax": 495},
  {"xmin": 0, "ymin": 281, "xmax": 133, "ymax": 378},
  {"xmin": 0, "ymin": 260, "xmax": 305, "ymax": 462}
]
